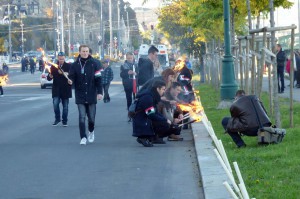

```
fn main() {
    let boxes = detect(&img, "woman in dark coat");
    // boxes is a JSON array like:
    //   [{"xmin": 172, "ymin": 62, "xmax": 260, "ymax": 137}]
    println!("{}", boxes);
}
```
[{"xmin": 132, "ymin": 80, "xmax": 173, "ymax": 147}]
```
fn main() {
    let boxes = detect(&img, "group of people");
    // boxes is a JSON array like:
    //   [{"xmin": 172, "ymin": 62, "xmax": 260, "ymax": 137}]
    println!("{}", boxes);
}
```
[
  {"xmin": 277, "ymin": 43, "xmax": 300, "ymax": 93},
  {"xmin": 47, "ymin": 45, "xmax": 114, "ymax": 145},
  {"xmin": 119, "ymin": 45, "xmax": 195, "ymax": 147},
  {"xmin": 21, "ymin": 56, "xmax": 46, "ymax": 74}
]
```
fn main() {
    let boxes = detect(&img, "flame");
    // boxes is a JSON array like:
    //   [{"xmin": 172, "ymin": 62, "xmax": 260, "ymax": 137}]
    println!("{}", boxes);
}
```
[
  {"xmin": 177, "ymin": 100, "xmax": 203, "ymax": 123},
  {"xmin": 189, "ymin": 111, "xmax": 202, "ymax": 122},
  {"xmin": 0, "ymin": 74, "xmax": 8, "ymax": 86}
]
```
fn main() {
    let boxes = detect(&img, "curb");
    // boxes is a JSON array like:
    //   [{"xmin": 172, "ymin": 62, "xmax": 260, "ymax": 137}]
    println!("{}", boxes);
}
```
[{"xmin": 192, "ymin": 122, "xmax": 232, "ymax": 199}]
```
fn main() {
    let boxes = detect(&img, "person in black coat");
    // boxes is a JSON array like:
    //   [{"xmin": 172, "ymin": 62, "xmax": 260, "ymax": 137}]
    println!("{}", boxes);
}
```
[
  {"xmin": 276, "ymin": 44, "xmax": 286, "ymax": 93},
  {"xmin": 47, "ymin": 52, "xmax": 72, "ymax": 126},
  {"xmin": 120, "ymin": 52, "xmax": 137, "ymax": 109},
  {"xmin": 132, "ymin": 80, "xmax": 175, "ymax": 147},
  {"xmin": 29, "ymin": 57, "xmax": 36, "ymax": 74},
  {"xmin": 137, "ymin": 45, "xmax": 158, "ymax": 86},
  {"xmin": 68, "ymin": 45, "xmax": 103, "ymax": 145},
  {"xmin": 173, "ymin": 57, "xmax": 195, "ymax": 103},
  {"xmin": 221, "ymin": 90, "xmax": 271, "ymax": 148}
]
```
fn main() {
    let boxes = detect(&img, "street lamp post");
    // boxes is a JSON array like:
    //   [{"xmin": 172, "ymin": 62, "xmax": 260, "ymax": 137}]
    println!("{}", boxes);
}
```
[
  {"xmin": 125, "ymin": 5, "xmax": 130, "ymax": 51},
  {"xmin": 220, "ymin": 0, "xmax": 238, "ymax": 100},
  {"xmin": 8, "ymin": 3, "xmax": 12, "ymax": 62},
  {"xmin": 20, "ymin": 20, "xmax": 24, "ymax": 56},
  {"xmin": 109, "ymin": 0, "xmax": 113, "ymax": 58},
  {"xmin": 118, "ymin": 1, "xmax": 121, "ymax": 54},
  {"xmin": 100, "ymin": 0, "xmax": 104, "ymax": 59}
]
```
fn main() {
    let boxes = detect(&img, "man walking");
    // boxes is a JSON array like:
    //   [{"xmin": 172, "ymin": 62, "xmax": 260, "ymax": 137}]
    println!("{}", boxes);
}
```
[
  {"xmin": 101, "ymin": 60, "xmax": 114, "ymax": 103},
  {"xmin": 137, "ymin": 45, "xmax": 158, "ymax": 86},
  {"xmin": 120, "ymin": 52, "xmax": 136, "ymax": 110},
  {"xmin": 47, "ymin": 52, "xmax": 72, "ymax": 126},
  {"xmin": 276, "ymin": 44, "xmax": 286, "ymax": 93},
  {"xmin": 68, "ymin": 45, "xmax": 103, "ymax": 145}
]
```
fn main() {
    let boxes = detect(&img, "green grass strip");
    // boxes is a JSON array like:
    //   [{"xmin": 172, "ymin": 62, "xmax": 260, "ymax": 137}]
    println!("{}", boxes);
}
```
[{"xmin": 196, "ymin": 83, "xmax": 300, "ymax": 198}]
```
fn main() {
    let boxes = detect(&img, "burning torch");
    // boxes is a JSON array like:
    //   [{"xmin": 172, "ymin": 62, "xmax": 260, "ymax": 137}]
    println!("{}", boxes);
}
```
[
  {"xmin": 46, "ymin": 61, "xmax": 71, "ymax": 82},
  {"xmin": 132, "ymin": 64, "xmax": 137, "ymax": 99}
]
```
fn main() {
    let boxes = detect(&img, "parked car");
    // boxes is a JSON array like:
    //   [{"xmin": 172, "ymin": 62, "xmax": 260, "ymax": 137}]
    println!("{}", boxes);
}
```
[{"xmin": 40, "ymin": 67, "xmax": 52, "ymax": 89}]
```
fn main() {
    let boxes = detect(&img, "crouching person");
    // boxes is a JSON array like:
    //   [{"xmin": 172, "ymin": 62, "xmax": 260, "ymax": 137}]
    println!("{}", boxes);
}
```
[
  {"xmin": 221, "ymin": 90, "xmax": 271, "ymax": 148},
  {"xmin": 132, "ymin": 80, "xmax": 174, "ymax": 147},
  {"xmin": 157, "ymin": 82, "xmax": 184, "ymax": 141}
]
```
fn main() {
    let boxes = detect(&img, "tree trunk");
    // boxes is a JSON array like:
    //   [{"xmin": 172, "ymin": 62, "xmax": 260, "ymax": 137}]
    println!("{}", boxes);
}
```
[
  {"xmin": 269, "ymin": 0, "xmax": 281, "ymax": 128},
  {"xmin": 246, "ymin": 0, "xmax": 252, "ymax": 31}
]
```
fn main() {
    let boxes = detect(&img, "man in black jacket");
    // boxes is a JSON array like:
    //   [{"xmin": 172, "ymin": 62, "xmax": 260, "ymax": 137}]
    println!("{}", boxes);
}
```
[
  {"xmin": 120, "ymin": 52, "xmax": 136, "ymax": 110},
  {"xmin": 221, "ymin": 90, "xmax": 271, "ymax": 148},
  {"xmin": 68, "ymin": 45, "xmax": 103, "ymax": 145},
  {"xmin": 137, "ymin": 45, "xmax": 158, "ymax": 86},
  {"xmin": 47, "ymin": 52, "xmax": 72, "ymax": 127},
  {"xmin": 276, "ymin": 44, "xmax": 286, "ymax": 93}
]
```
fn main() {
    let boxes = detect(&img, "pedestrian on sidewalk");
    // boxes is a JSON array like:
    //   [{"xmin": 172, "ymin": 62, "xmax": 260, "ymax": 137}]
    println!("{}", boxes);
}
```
[
  {"xmin": 120, "ymin": 52, "xmax": 136, "ymax": 110},
  {"xmin": 295, "ymin": 51, "xmax": 300, "ymax": 88},
  {"xmin": 137, "ymin": 45, "xmax": 158, "ymax": 86},
  {"xmin": 276, "ymin": 44, "xmax": 286, "ymax": 93},
  {"xmin": 29, "ymin": 56, "xmax": 36, "ymax": 74},
  {"xmin": 68, "ymin": 45, "xmax": 103, "ymax": 145},
  {"xmin": 101, "ymin": 59, "xmax": 114, "ymax": 103},
  {"xmin": 47, "ymin": 52, "xmax": 72, "ymax": 127}
]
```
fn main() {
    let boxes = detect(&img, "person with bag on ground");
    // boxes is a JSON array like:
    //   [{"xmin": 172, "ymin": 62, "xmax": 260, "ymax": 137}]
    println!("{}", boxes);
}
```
[{"xmin": 221, "ymin": 90, "xmax": 272, "ymax": 148}]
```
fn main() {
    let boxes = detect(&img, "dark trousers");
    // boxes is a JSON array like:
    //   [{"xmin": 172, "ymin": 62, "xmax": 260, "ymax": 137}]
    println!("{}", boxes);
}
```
[
  {"xmin": 0, "ymin": 86, "xmax": 3, "ymax": 95},
  {"xmin": 30, "ymin": 66, "xmax": 35, "ymax": 74},
  {"xmin": 53, "ymin": 97, "xmax": 69, "ymax": 123},
  {"xmin": 277, "ymin": 68, "xmax": 285, "ymax": 92},
  {"xmin": 152, "ymin": 121, "xmax": 179, "ymax": 138},
  {"xmin": 102, "ymin": 83, "xmax": 110, "ymax": 102},
  {"xmin": 77, "ymin": 104, "xmax": 96, "ymax": 139},
  {"xmin": 221, "ymin": 117, "xmax": 258, "ymax": 147},
  {"xmin": 124, "ymin": 87, "xmax": 134, "ymax": 110}
]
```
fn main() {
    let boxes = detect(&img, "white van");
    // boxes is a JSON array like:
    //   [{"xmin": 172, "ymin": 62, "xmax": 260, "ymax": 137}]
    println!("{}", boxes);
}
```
[
  {"xmin": 138, "ymin": 44, "xmax": 150, "ymax": 60},
  {"xmin": 157, "ymin": 45, "xmax": 170, "ymax": 69}
]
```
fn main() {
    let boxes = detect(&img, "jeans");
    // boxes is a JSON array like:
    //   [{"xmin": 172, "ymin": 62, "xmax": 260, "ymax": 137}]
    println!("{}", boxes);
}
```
[
  {"xmin": 77, "ymin": 104, "xmax": 96, "ymax": 139},
  {"xmin": 103, "ymin": 83, "xmax": 110, "ymax": 102},
  {"xmin": 53, "ymin": 97, "xmax": 69, "ymax": 122},
  {"xmin": 221, "ymin": 117, "xmax": 258, "ymax": 147},
  {"xmin": 277, "ymin": 68, "xmax": 285, "ymax": 92}
]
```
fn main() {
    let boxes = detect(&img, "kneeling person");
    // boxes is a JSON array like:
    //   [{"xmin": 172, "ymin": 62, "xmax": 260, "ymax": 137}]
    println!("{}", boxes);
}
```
[{"xmin": 221, "ymin": 90, "xmax": 271, "ymax": 148}]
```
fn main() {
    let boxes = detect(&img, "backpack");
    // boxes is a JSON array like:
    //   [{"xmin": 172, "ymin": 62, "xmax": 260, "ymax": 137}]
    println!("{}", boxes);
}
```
[
  {"xmin": 257, "ymin": 126, "xmax": 286, "ymax": 144},
  {"xmin": 128, "ymin": 99, "xmax": 141, "ymax": 118}
]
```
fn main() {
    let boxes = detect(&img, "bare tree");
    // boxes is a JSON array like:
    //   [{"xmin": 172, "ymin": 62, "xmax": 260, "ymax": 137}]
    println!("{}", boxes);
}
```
[{"xmin": 269, "ymin": 0, "xmax": 281, "ymax": 127}]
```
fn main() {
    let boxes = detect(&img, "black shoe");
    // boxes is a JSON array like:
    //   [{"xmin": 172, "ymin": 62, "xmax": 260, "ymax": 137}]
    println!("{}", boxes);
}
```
[
  {"xmin": 136, "ymin": 138, "xmax": 153, "ymax": 147},
  {"xmin": 52, "ymin": 120, "xmax": 61, "ymax": 126},
  {"xmin": 62, "ymin": 122, "xmax": 68, "ymax": 127},
  {"xmin": 152, "ymin": 137, "xmax": 166, "ymax": 144},
  {"xmin": 238, "ymin": 144, "xmax": 247, "ymax": 148}
]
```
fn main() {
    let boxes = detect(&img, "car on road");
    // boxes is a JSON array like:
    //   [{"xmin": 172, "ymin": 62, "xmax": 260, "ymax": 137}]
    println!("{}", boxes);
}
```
[{"xmin": 40, "ymin": 66, "xmax": 52, "ymax": 89}]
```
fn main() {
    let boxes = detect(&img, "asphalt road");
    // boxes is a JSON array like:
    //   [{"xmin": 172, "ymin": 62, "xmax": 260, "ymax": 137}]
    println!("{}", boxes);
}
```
[{"xmin": 0, "ymin": 63, "xmax": 204, "ymax": 199}]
